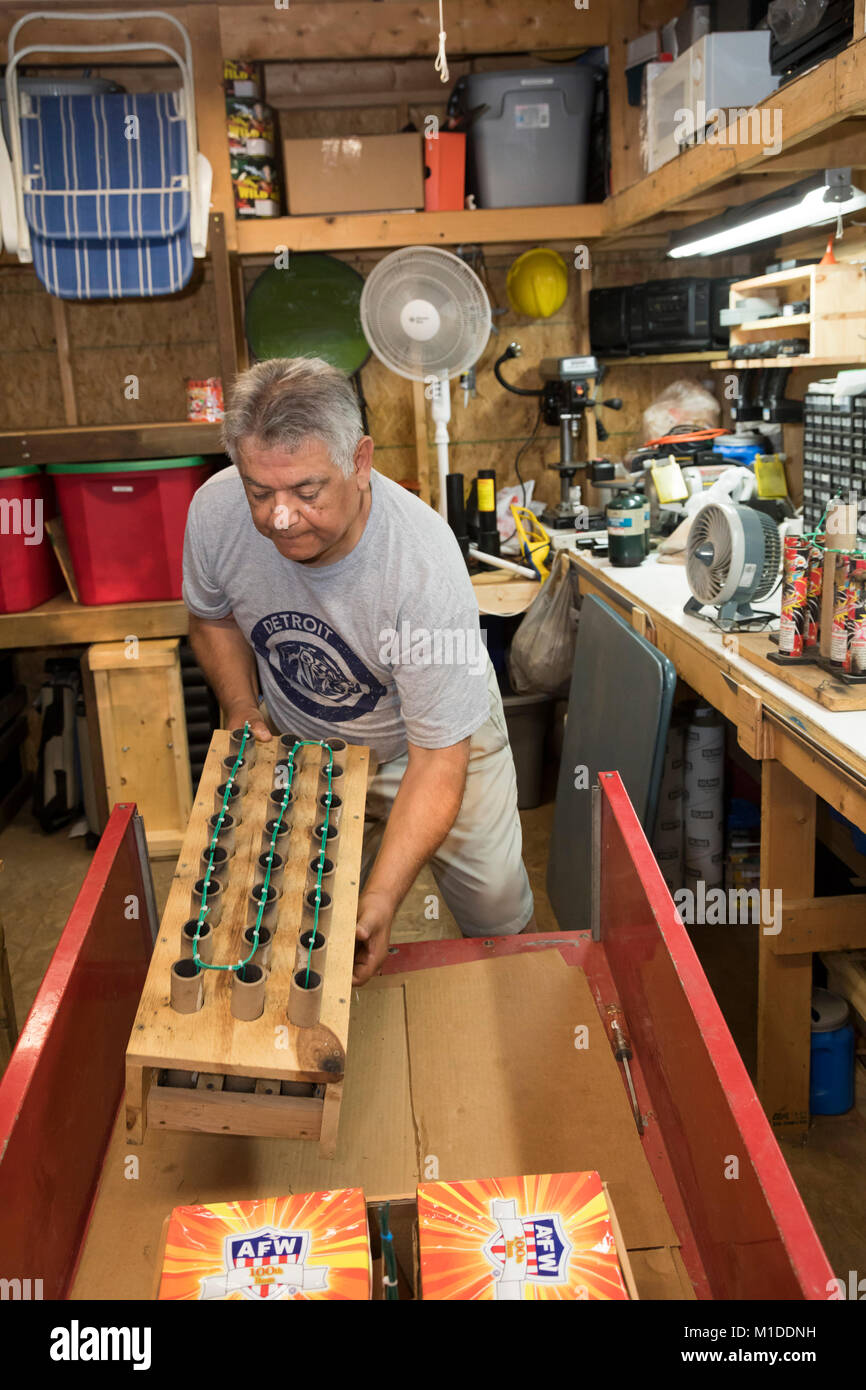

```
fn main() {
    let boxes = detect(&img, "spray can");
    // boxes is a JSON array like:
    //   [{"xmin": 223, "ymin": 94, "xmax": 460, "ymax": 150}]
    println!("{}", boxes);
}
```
[
  {"xmin": 806, "ymin": 537, "xmax": 824, "ymax": 649},
  {"xmin": 606, "ymin": 489, "xmax": 646, "ymax": 568},
  {"xmin": 779, "ymin": 536, "xmax": 811, "ymax": 657},
  {"xmin": 830, "ymin": 553, "xmax": 854, "ymax": 670}
]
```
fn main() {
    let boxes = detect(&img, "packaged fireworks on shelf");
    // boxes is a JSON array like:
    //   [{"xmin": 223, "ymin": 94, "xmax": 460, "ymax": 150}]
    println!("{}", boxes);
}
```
[
  {"xmin": 231, "ymin": 154, "xmax": 281, "ymax": 217},
  {"xmin": 157, "ymin": 1189, "xmax": 371, "ymax": 1300},
  {"xmin": 417, "ymin": 1172, "xmax": 631, "ymax": 1301},
  {"xmin": 227, "ymin": 98, "xmax": 276, "ymax": 157},
  {"xmin": 223, "ymin": 59, "xmax": 263, "ymax": 100}
]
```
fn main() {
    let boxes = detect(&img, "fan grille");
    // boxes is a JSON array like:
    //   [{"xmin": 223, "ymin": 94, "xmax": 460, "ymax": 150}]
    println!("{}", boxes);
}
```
[
  {"xmin": 359, "ymin": 246, "xmax": 491, "ymax": 381},
  {"xmin": 753, "ymin": 509, "xmax": 783, "ymax": 599},
  {"xmin": 686, "ymin": 503, "xmax": 734, "ymax": 602}
]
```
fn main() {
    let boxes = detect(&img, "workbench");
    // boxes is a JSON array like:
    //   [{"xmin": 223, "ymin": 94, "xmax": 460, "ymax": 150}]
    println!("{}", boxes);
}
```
[
  {"xmin": 0, "ymin": 777, "xmax": 834, "ymax": 1300},
  {"xmin": 568, "ymin": 549, "xmax": 866, "ymax": 1139}
]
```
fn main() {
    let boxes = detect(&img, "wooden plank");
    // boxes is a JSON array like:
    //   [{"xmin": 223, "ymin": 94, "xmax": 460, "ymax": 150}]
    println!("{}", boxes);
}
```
[
  {"xmin": 236, "ymin": 206, "xmax": 606, "ymax": 255},
  {"xmin": 318, "ymin": 1078, "xmax": 343, "ymax": 1160},
  {"xmin": 771, "ymin": 894, "xmax": 866, "ymax": 954},
  {"xmin": 185, "ymin": 5, "xmax": 237, "ymax": 248},
  {"xmin": 126, "ymin": 732, "xmax": 369, "ymax": 1134},
  {"xmin": 758, "ymin": 760, "xmax": 815, "ymax": 1137},
  {"xmin": 148, "ymin": 1081, "xmax": 324, "ymax": 1139},
  {"xmin": 88, "ymin": 639, "xmax": 193, "ymax": 853},
  {"xmin": 218, "ymin": 0, "xmax": 609, "ymax": 61},
  {"xmin": 820, "ymin": 948, "xmax": 866, "ymax": 1026},
  {"xmin": 49, "ymin": 298, "xmax": 78, "ymax": 428},
  {"xmin": 601, "ymin": 351, "xmax": 720, "ymax": 366},
  {"xmin": 206, "ymin": 212, "xmax": 240, "ymax": 396},
  {"xmin": 606, "ymin": 0, "xmax": 641, "ymax": 196},
  {"xmin": 0, "ymin": 420, "xmax": 222, "ymax": 467},
  {"xmin": 0, "ymin": 596, "xmax": 188, "ymax": 650},
  {"xmin": 736, "ymin": 634, "xmax": 866, "ymax": 712},
  {"xmin": 604, "ymin": 33, "xmax": 866, "ymax": 236}
]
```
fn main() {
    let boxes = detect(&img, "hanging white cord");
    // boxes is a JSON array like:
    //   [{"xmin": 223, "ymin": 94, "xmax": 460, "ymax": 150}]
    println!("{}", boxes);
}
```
[{"xmin": 435, "ymin": 0, "xmax": 449, "ymax": 83}]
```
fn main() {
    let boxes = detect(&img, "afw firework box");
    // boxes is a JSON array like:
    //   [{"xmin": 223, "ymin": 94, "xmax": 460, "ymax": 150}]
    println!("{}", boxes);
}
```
[
  {"xmin": 417, "ymin": 1172, "xmax": 632, "ymax": 1300},
  {"xmin": 157, "ymin": 1189, "xmax": 371, "ymax": 1300}
]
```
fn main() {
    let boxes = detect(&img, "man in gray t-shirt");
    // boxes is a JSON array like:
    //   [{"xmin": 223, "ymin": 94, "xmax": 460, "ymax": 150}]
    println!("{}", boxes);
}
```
[{"xmin": 183, "ymin": 357, "xmax": 535, "ymax": 982}]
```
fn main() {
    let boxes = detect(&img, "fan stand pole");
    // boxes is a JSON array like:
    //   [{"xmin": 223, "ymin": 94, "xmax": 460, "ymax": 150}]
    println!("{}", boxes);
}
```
[{"xmin": 430, "ymin": 373, "xmax": 451, "ymax": 518}]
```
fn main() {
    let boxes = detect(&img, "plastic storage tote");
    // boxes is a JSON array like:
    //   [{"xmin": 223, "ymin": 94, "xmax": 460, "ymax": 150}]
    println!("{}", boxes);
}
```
[
  {"xmin": 0, "ymin": 465, "xmax": 64, "ymax": 613},
  {"xmin": 47, "ymin": 456, "xmax": 210, "ymax": 606},
  {"xmin": 453, "ymin": 66, "xmax": 595, "ymax": 208}
]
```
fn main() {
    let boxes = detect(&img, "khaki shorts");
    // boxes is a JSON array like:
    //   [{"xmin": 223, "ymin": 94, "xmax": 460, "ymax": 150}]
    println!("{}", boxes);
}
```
[{"xmin": 360, "ymin": 658, "xmax": 535, "ymax": 937}]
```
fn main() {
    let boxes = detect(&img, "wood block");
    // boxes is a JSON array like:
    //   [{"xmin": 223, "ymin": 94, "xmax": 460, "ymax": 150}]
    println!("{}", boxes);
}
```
[{"xmin": 126, "ymin": 730, "xmax": 369, "ymax": 1149}]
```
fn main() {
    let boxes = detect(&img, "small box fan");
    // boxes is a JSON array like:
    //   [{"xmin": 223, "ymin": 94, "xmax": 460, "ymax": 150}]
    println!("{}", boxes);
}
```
[{"xmin": 685, "ymin": 500, "xmax": 782, "ymax": 629}]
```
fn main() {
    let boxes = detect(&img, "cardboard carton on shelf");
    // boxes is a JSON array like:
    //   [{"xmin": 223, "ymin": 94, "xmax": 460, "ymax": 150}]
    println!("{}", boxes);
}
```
[{"xmin": 282, "ymin": 133, "xmax": 425, "ymax": 215}]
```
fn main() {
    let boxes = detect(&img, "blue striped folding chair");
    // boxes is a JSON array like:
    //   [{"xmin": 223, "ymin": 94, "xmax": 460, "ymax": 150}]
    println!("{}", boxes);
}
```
[{"xmin": 3, "ymin": 10, "xmax": 211, "ymax": 299}]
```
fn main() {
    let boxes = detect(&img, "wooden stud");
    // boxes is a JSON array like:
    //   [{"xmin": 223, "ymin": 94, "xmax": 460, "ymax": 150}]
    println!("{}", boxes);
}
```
[
  {"xmin": 412, "ymin": 379, "xmax": 431, "ymax": 506},
  {"xmin": 758, "ymin": 759, "xmax": 816, "ymax": 1137},
  {"xmin": 49, "ymin": 297, "xmax": 78, "ymax": 427},
  {"xmin": 208, "ymin": 211, "xmax": 240, "ymax": 399},
  {"xmin": 184, "ymin": 3, "xmax": 237, "ymax": 247}
]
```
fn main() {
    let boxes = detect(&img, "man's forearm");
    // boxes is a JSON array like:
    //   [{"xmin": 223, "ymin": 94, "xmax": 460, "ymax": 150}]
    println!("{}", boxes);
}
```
[
  {"xmin": 187, "ymin": 612, "xmax": 260, "ymax": 716},
  {"xmin": 364, "ymin": 745, "xmax": 468, "ymax": 914}
]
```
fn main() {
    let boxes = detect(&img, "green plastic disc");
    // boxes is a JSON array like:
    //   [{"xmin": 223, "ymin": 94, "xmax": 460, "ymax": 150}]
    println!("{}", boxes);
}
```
[{"xmin": 245, "ymin": 254, "xmax": 370, "ymax": 375}]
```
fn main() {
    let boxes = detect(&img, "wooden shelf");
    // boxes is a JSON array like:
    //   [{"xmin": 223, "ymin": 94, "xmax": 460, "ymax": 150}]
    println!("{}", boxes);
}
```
[
  {"xmin": 710, "ymin": 356, "xmax": 866, "ymax": 370},
  {"xmin": 600, "ymin": 351, "xmax": 721, "ymax": 366},
  {"xmin": 0, "ymin": 595, "xmax": 188, "ymax": 649},
  {"xmin": 235, "ymin": 204, "xmax": 606, "ymax": 254},
  {"xmin": 735, "ymin": 314, "xmax": 811, "ymax": 333},
  {"xmin": 0, "ymin": 421, "xmax": 224, "ymax": 468}
]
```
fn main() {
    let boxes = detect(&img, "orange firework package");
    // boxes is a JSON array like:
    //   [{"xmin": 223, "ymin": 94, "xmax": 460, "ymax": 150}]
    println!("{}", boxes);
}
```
[
  {"xmin": 157, "ymin": 1189, "xmax": 371, "ymax": 1301},
  {"xmin": 417, "ymin": 1172, "xmax": 630, "ymax": 1301}
]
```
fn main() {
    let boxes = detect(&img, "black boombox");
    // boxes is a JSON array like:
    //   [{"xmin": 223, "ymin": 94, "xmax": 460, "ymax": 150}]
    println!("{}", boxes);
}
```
[{"xmin": 589, "ymin": 276, "xmax": 735, "ymax": 356}]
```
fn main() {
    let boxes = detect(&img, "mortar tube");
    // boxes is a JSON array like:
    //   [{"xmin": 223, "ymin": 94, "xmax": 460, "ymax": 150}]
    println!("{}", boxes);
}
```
[
  {"xmin": 214, "ymin": 781, "xmax": 243, "ymax": 822},
  {"xmin": 318, "ymin": 790, "xmax": 343, "ymax": 827},
  {"xmin": 181, "ymin": 918, "xmax": 214, "ymax": 964},
  {"xmin": 268, "ymin": 787, "xmax": 294, "ymax": 821},
  {"xmin": 247, "ymin": 884, "xmax": 279, "ymax": 930},
  {"xmin": 308, "ymin": 854, "xmax": 335, "ymax": 887},
  {"xmin": 199, "ymin": 844, "xmax": 230, "ymax": 884},
  {"xmin": 279, "ymin": 732, "xmax": 305, "ymax": 758},
  {"xmin": 313, "ymin": 822, "xmax": 339, "ymax": 854},
  {"xmin": 255, "ymin": 850, "xmax": 285, "ymax": 891},
  {"xmin": 296, "ymin": 927, "xmax": 327, "ymax": 975},
  {"xmin": 243, "ymin": 924, "xmax": 273, "ymax": 969},
  {"xmin": 231, "ymin": 962, "xmax": 266, "ymax": 1021},
  {"xmin": 192, "ymin": 875, "xmax": 223, "ymax": 928},
  {"xmin": 207, "ymin": 811, "xmax": 236, "ymax": 854},
  {"xmin": 321, "ymin": 737, "xmax": 347, "ymax": 772},
  {"xmin": 170, "ymin": 958, "xmax": 203, "ymax": 1014},
  {"xmin": 230, "ymin": 726, "xmax": 257, "ymax": 767},
  {"xmin": 221, "ymin": 755, "xmax": 250, "ymax": 794},
  {"xmin": 261, "ymin": 817, "xmax": 291, "ymax": 856},
  {"xmin": 303, "ymin": 886, "xmax": 333, "ymax": 929},
  {"xmin": 288, "ymin": 968, "xmax": 323, "ymax": 1027},
  {"xmin": 319, "ymin": 763, "xmax": 344, "ymax": 789}
]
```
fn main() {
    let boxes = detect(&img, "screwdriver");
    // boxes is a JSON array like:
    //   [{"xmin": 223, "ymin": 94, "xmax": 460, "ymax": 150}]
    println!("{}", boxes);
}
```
[{"xmin": 605, "ymin": 1003, "xmax": 644, "ymax": 1135}]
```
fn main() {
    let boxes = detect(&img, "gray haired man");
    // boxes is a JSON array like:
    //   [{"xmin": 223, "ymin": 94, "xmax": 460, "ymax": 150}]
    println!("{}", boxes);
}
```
[{"xmin": 183, "ymin": 357, "xmax": 536, "ymax": 984}]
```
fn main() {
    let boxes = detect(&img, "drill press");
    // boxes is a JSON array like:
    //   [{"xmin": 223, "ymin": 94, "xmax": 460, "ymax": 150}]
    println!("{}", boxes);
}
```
[{"xmin": 494, "ymin": 345, "xmax": 622, "ymax": 528}]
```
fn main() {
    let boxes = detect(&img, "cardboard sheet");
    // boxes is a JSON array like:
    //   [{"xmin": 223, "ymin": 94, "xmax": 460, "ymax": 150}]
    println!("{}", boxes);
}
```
[{"xmin": 72, "ymin": 951, "xmax": 681, "ymax": 1300}]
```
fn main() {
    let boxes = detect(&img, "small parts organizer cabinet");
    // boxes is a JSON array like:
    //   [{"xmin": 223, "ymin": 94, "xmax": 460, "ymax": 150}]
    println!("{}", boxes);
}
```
[{"xmin": 125, "ymin": 729, "xmax": 369, "ymax": 1158}]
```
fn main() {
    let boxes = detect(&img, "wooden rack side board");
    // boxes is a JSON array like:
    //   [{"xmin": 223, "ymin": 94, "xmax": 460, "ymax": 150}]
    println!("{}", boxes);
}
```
[
  {"xmin": 125, "ymin": 730, "xmax": 369, "ymax": 1155},
  {"xmin": 735, "ymin": 634, "xmax": 866, "ymax": 712}
]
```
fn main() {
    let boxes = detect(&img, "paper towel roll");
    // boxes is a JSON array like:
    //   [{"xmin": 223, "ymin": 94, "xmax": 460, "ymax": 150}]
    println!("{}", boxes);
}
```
[{"xmin": 683, "ymin": 705, "xmax": 725, "ymax": 893}]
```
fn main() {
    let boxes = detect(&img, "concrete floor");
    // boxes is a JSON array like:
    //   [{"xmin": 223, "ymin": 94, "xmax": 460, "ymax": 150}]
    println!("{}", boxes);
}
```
[{"xmin": 1, "ymin": 797, "xmax": 864, "ymax": 1284}]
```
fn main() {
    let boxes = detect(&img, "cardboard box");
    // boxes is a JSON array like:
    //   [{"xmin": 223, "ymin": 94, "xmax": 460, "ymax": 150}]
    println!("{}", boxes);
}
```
[
  {"xmin": 417, "ymin": 1171, "xmax": 631, "ymax": 1300},
  {"xmin": 157, "ymin": 1189, "xmax": 371, "ymax": 1300},
  {"xmin": 283, "ymin": 133, "xmax": 424, "ymax": 215}
]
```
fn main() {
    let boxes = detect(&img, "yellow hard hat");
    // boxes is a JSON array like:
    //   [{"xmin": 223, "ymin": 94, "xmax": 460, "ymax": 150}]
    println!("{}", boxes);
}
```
[{"xmin": 506, "ymin": 247, "xmax": 569, "ymax": 318}]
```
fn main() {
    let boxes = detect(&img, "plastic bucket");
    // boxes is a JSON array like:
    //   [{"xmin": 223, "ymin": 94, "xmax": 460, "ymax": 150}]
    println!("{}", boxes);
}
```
[
  {"xmin": 502, "ymin": 691, "xmax": 551, "ymax": 809},
  {"xmin": 47, "ymin": 456, "xmax": 210, "ymax": 605},
  {"xmin": 810, "ymin": 987, "xmax": 855, "ymax": 1116}
]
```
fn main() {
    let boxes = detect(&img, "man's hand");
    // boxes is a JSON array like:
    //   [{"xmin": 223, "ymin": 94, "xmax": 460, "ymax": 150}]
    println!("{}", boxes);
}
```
[
  {"xmin": 225, "ymin": 703, "xmax": 272, "ymax": 743},
  {"xmin": 353, "ymin": 890, "xmax": 394, "ymax": 986}
]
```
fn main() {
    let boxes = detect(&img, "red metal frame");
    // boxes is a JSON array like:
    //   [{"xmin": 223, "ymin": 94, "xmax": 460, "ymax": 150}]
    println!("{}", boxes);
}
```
[
  {"xmin": 0, "ymin": 779, "xmax": 835, "ymax": 1300},
  {"xmin": 0, "ymin": 804, "xmax": 152, "ymax": 1299}
]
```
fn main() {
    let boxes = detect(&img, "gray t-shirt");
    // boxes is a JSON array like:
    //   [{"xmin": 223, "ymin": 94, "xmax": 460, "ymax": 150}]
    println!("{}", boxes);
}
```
[{"xmin": 182, "ymin": 465, "xmax": 490, "ymax": 762}]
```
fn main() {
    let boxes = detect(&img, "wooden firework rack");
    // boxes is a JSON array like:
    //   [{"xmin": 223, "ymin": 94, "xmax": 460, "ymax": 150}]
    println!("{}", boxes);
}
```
[{"xmin": 125, "ymin": 729, "xmax": 370, "ymax": 1158}]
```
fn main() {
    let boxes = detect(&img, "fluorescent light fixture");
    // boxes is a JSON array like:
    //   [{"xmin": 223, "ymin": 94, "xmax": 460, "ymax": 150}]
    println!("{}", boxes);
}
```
[{"xmin": 668, "ymin": 169, "xmax": 866, "ymax": 258}]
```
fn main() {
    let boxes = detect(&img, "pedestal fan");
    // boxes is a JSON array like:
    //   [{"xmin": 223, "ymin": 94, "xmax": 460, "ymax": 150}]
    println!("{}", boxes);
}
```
[{"xmin": 359, "ymin": 246, "xmax": 492, "ymax": 516}]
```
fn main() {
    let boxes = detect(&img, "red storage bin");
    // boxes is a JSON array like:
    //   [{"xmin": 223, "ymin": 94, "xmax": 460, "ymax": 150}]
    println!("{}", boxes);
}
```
[
  {"xmin": 0, "ymin": 465, "xmax": 64, "ymax": 613},
  {"xmin": 47, "ymin": 456, "xmax": 210, "ymax": 606}
]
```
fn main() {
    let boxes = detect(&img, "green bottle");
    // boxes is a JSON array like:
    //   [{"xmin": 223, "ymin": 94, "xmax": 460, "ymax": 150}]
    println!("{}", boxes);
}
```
[{"xmin": 606, "ymin": 489, "xmax": 646, "ymax": 567}]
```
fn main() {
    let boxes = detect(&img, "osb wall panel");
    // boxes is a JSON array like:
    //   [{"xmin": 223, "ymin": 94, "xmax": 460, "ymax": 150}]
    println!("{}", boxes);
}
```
[
  {"xmin": 0, "ymin": 262, "xmax": 221, "ymax": 431},
  {"xmin": 0, "ymin": 268, "xmax": 66, "ymax": 429}
]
